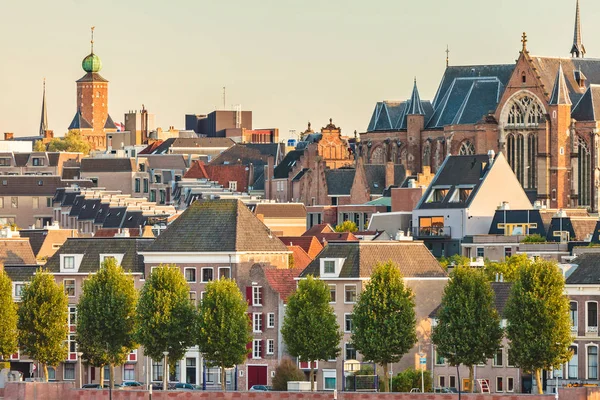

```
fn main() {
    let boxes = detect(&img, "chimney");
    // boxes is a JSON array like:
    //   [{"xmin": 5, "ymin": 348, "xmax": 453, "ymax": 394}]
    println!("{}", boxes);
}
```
[
  {"xmin": 4, "ymin": 133, "xmax": 14, "ymax": 141},
  {"xmin": 44, "ymin": 130, "xmax": 54, "ymax": 139},
  {"xmin": 385, "ymin": 161, "xmax": 395, "ymax": 188}
]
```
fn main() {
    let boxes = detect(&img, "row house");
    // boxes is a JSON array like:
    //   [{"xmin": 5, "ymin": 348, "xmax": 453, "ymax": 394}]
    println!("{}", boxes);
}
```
[
  {"xmin": 253, "ymin": 203, "xmax": 307, "ymax": 237},
  {"xmin": 184, "ymin": 160, "xmax": 252, "ymax": 194},
  {"xmin": 133, "ymin": 155, "xmax": 187, "ymax": 205},
  {"xmin": 298, "ymin": 240, "xmax": 448, "ymax": 391},
  {"xmin": 172, "ymin": 178, "xmax": 255, "ymax": 210},
  {"xmin": 0, "ymin": 151, "xmax": 83, "ymax": 177}
]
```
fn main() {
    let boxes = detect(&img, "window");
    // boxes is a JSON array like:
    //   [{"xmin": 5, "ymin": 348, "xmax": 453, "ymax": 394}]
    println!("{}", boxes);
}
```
[
  {"xmin": 47, "ymin": 366, "xmax": 56, "ymax": 381},
  {"xmin": 345, "ymin": 343, "xmax": 356, "ymax": 360},
  {"xmin": 507, "ymin": 377, "xmax": 514, "ymax": 392},
  {"xmin": 0, "ymin": 158, "xmax": 10, "ymax": 166},
  {"xmin": 134, "ymin": 178, "xmax": 141, "ymax": 193},
  {"xmin": 587, "ymin": 302, "xmax": 598, "ymax": 332},
  {"xmin": 11, "ymin": 197, "xmax": 17, "ymax": 208},
  {"xmin": 201, "ymin": 267, "xmax": 213, "ymax": 283},
  {"xmin": 344, "ymin": 314, "xmax": 353, "ymax": 333},
  {"xmin": 154, "ymin": 174, "xmax": 162, "ymax": 184},
  {"xmin": 458, "ymin": 141, "xmax": 476, "ymax": 156},
  {"xmin": 63, "ymin": 256, "xmax": 75, "ymax": 270},
  {"xmin": 152, "ymin": 360, "xmax": 164, "ymax": 382},
  {"xmin": 418, "ymin": 216, "xmax": 445, "ymax": 236},
  {"xmin": 32, "ymin": 197, "xmax": 39, "ymax": 209},
  {"xmin": 32, "ymin": 158, "xmax": 44, "ymax": 166},
  {"xmin": 267, "ymin": 339, "xmax": 274, "ymax": 355},
  {"xmin": 0, "ymin": 198, "xmax": 3, "ymax": 208},
  {"xmin": 496, "ymin": 377, "xmax": 503, "ymax": 392},
  {"xmin": 14, "ymin": 283, "xmax": 25, "ymax": 299},
  {"xmin": 139, "ymin": 164, "xmax": 145, "ymax": 172},
  {"xmin": 253, "ymin": 313, "xmax": 263, "ymax": 332},
  {"xmin": 435, "ymin": 350, "xmax": 445, "ymax": 365},
  {"xmin": 427, "ymin": 187, "xmax": 449, "ymax": 203},
  {"xmin": 189, "ymin": 291, "xmax": 197, "ymax": 306},
  {"xmin": 324, "ymin": 260, "xmax": 335, "ymax": 274},
  {"xmin": 143, "ymin": 179, "xmax": 149, "ymax": 193},
  {"xmin": 329, "ymin": 285, "xmax": 336, "ymax": 303},
  {"xmin": 123, "ymin": 364, "xmax": 135, "ymax": 381},
  {"xmin": 229, "ymin": 181, "xmax": 237, "ymax": 191},
  {"xmin": 218, "ymin": 267, "xmax": 231, "ymax": 279},
  {"xmin": 267, "ymin": 313, "xmax": 275, "ymax": 328},
  {"xmin": 578, "ymin": 136, "xmax": 592, "ymax": 207},
  {"xmin": 252, "ymin": 286, "xmax": 262, "ymax": 306},
  {"xmin": 186, "ymin": 358, "xmax": 197, "ymax": 385},
  {"xmin": 149, "ymin": 190, "xmax": 156, "ymax": 202},
  {"xmin": 476, "ymin": 247, "xmax": 484, "ymax": 258},
  {"xmin": 253, "ymin": 339, "xmax": 262, "ymax": 359},
  {"xmin": 47, "ymin": 197, "xmax": 52, "ymax": 207},
  {"xmin": 493, "ymin": 348, "xmax": 503, "ymax": 367},
  {"xmin": 184, "ymin": 268, "xmax": 196, "ymax": 283},
  {"xmin": 504, "ymin": 247, "xmax": 512, "ymax": 258},
  {"xmin": 589, "ymin": 346, "xmax": 598, "ymax": 379},
  {"xmin": 571, "ymin": 302, "xmax": 578, "ymax": 330},
  {"xmin": 439, "ymin": 376, "xmax": 446, "ymax": 387},
  {"xmin": 63, "ymin": 363, "xmax": 75, "ymax": 380},
  {"xmin": 449, "ymin": 376, "xmax": 456, "ymax": 389},
  {"xmin": 159, "ymin": 190, "xmax": 165, "ymax": 205},
  {"xmin": 68, "ymin": 305, "xmax": 77, "ymax": 326},
  {"xmin": 64, "ymin": 279, "xmax": 75, "ymax": 297},
  {"xmin": 568, "ymin": 346, "xmax": 578, "ymax": 379},
  {"xmin": 323, "ymin": 369, "xmax": 336, "ymax": 391},
  {"xmin": 345, "ymin": 285, "xmax": 357, "ymax": 303}
]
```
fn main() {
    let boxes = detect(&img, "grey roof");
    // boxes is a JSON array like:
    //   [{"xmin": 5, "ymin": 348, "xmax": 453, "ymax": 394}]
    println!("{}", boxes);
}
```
[
  {"xmin": 549, "ymin": 63, "xmax": 572, "ymax": 105},
  {"xmin": 77, "ymin": 199, "xmax": 102, "ymax": 221},
  {"xmin": 147, "ymin": 199, "xmax": 289, "ymax": 253},
  {"xmin": 364, "ymin": 164, "xmax": 406, "ymax": 195},
  {"xmin": 45, "ymin": 238, "xmax": 152, "ymax": 274},
  {"xmin": 68, "ymin": 110, "xmax": 93, "ymax": 130},
  {"xmin": 274, "ymin": 150, "xmax": 303, "ymax": 179},
  {"xmin": 325, "ymin": 169, "xmax": 355, "ymax": 196},
  {"xmin": 3, "ymin": 266, "xmax": 37, "ymax": 282},
  {"xmin": 300, "ymin": 241, "xmax": 447, "ymax": 278},
  {"xmin": 367, "ymin": 100, "xmax": 434, "ymax": 132},
  {"xmin": 102, "ymin": 207, "xmax": 127, "ymax": 228},
  {"xmin": 151, "ymin": 137, "xmax": 235, "ymax": 154},
  {"xmin": 143, "ymin": 155, "xmax": 187, "ymax": 170},
  {"xmin": 571, "ymin": 0, "xmax": 585, "ymax": 57},
  {"xmin": 408, "ymin": 80, "xmax": 425, "ymax": 115},
  {"xmin": 210, "ymin": 143, "xmax": 284, "ymax": 166},
  {"xmin": 572, "ymin": 85, "xmax": 600, "ymax": 121},
  {"xmin": 566, "ymin": 253, "xmax": 600, "ymax": 284},
  {"xmin": 69, "ymin": 195, "xmax": 85, "ymax": 217},
  {"xmin": 0, "ymin": 176, "xmax": 87, "ymax": 196},
  {"xmin": 81, "ymin": 158, "xmax": 134, "ymax": 173},
  {"xmin": 104, "ymin": 114, "xmax": 117, "ymax": 129},
  {"xmin": 94, "ymin": 202, "xmax": 111, "ymax": 224}
]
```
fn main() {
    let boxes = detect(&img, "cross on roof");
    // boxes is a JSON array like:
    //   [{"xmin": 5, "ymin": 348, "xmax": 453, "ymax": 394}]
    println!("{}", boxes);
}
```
[{"xmin": 521, "ymin": 32, "xmax": 528, "ymax": 52}]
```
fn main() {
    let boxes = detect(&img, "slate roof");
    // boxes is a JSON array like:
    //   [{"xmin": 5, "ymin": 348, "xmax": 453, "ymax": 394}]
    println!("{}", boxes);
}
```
[
  {"xmin": 274, "ymin": 150, "xmax": 303, "ymax": 179},
  {"xmin": 364, "ymin": 164, "xmax": 406, "ymax": 195},
  {"xmin": 254, "ymin": 203, "xmax": 306, "ymax": 219},
  {"xmin": 143, "ymin": 155, "xmax": 187, "ymax": 171},
  {"xmin": 3, "ymin": 266, "xmax": 37, "ymax": 282},
  {"xmin": 278, "ymin": 236, "xmax": 324, "ymax": 259},
  {"xmin": 572, "ymin": 85, "xmax": 600, "ymax": 121},
  {"xmin": 69, "ymin": 195, "xmax": 86, "ymax": 217},
  {"xmin": 44, "ymin": 238, "xmax": 153, "ymax": 274},
  {"xmin": 367, "ymin": 100, "xmax": 434, "ymax": 131},
  {"xmin": 300, "ymin": 241, "xmax": 447, "ymax": 278},
  {"xmin": 0, "ymin": 176, "xmax": 84, "ymax": 196},
  {"xmin": 147, "ymin": 199, "xmax": 290, "ymax": 253},
  {"xmin": 14, "ymin": 154, "xmax": 30, "ymax": 167},
  {"xmin": 430, "ymin": 281, "xmax": 512, "ymax": 318},
  {"xmin": 104, "ymin": 114, "xmax": 117, "ymax": 129},
  {"xmin": 325, "ymin": 169, "xmax": 355, "ymax": 196},
  {"xmin": 210, "ymin": 143, "xmax": 284, "ymax": 166},
  {"xmin": 68, "ymin": 110, "xmax": 93, "ymax": 130},
  {"xmin": 264, "ymin": 267, "xmax": 303, "ymax": 303},
  {"xmin": 76, "ymin": 72, "xmax": 108, "ymax": 83},
  {"xmin": 0, "ymin": 239, "xmax": 37, "ymax": 265},
  {"xmin": 18, "ymin": 231, "xmax": 46, "ymax": 256},
  {"xmin": 313, "ymin": 232, "xmax": 359, "ymax": 244},
  {"xmin": 77, "ymin": 199, "xmax": 102, "ymax": 220},
  {"xmin": 81, "ymin": 158, "xmax": 135, "ymax": 173},
  {"xmin": 567, "ymin": 253, "xmax": 600, "ymax": 284},
  {"xmin": 94, "ymin": 202, "xmax": 111, "ymax": 224},
  {"xmin": 102, "ymin": 207, "xmax": 127, "ymax": 228},
  {"xmin": 549, "ymin": 63, "xmax": 572, "ymax": 105},
  {"xmin": 488, "ymin": 209, "xmax": 546, "ymax": 236}
]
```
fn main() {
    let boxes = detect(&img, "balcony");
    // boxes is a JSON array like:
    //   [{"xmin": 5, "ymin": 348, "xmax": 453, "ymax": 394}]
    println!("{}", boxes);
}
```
[{"xmin": 413, "ymin": 226, "xmax": 451, "ymax": 239}]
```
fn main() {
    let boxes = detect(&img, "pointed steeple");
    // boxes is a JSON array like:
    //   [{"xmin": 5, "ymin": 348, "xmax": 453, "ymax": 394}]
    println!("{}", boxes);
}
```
[
  {"xmin": 39, "ymin": 79, "xmax": 48, "ymax": 136},
  {"xmin": 549, "ymin": 62, "xmax": 572, "ymax": 105},
  {"xmin": 571, "ymin": 0, "xmax": 586, "ymax": 58},
  {"xmin": 408, "ymin": 78, "xmax": 425, "ymax": 115}
]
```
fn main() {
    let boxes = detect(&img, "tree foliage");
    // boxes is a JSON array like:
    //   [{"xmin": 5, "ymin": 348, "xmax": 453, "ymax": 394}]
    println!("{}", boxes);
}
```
[
  {"xmin": 520, "ymin": 234, "xmax": 546, "ymax": 243},
  {"xmin": 196, "ymin": 278, "xmax": 251, "ymax": 391},
  {"xmin": 334, "ymin": 220, "xmax": 358, "ymax": 233},
  {"xmin": 484, "ymin": 254, "xmax": 532, "ymax": 282},
  {"xmin": 76, "ymin": 258, "xmax": 138, "ymax": 388},
  {"xmin": 17, "ymin": 269, "xmax": 68, "ymax": 381},
  {"xmin": 351, "ymin": 261, "xmax": 417, "ymax": 392},
  {"xmin": 0, "ymin": 270, "xmax": 18, "ymax": 360},
  {"xmin": 392, "ymin": 368, "xmax": 432, "ymax": 393},
  {"xmin": 505, "ymin": 260, "xmax": 573, "ymax": 394},
  {"xmin": 281, "ymin": 275, "xmax": 341, "ymax": 390},
  {"xmin": 272, "ymin": 358, "xmax": 306, "ymax": 391},
  {"xmin": 33, "ymin": 140, "xmax": 47, "ymax": 152},
  {"xmin": 431, "ymin": 266, "xmax": 503, "ymax": 391},
  {"xmin": 136, "ymin": 265, "xmax": 196, "ymax": 386},
  {"xmin": 47, "ymin": 130, "xmax": 91, "ymax": 154},
  {"xmin": 437, "ymin": 254, "xmax": 470, "ymax": 270}
]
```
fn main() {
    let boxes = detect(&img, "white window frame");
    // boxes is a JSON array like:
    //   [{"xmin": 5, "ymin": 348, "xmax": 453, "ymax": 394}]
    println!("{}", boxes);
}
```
[
  {"xmin": 476, "ymin": 247, "xmax": 484, "ymax": 258},
  {"xmin": 184, "ymin": 267, "xmax": 197, "ymax": 283},
  {"xmin": 63, "ymin": 255, "xmax": 75, "ymax": 270},
  {"xmin": 493, "ymin": 347, "xmax": 504, "ymax": 367},
  {"xmin": 13, "ymin": 282, "xmax": 25, "ymax": 300},
  {"xmin": 123, "ymin": 364, "xmax": 135, "ymax": 381},
  {"xmin": 496, "ymin": 376, "xmax": 503, "ymax": 393},
  {"xmin": 218, "ymin": 266, "xmax": 231, "ymax": 280},
  {"xmin": 252, "ymin": 339, "xmax": 262, "ymax": 359},
  {"xmin": 63, "ymin": 363, "xmax": 75, "ymax": 381},
  {"xmin": 344, "ymin": 313, "xmax": 353, "ymax": 333},
  {"xmin": 568, "ymin": 344, "xmax": 578, "ymax": 379},
  {"xmin": 253, "ymin": 313, "xmax": 263, "ymax": 333},
  {"xmin": 329, "ymin": 284, "xmax": 336, "ymax": 304},
  {"xmin": 323, "ymin": 369, "xmax": 337, "ymax": 391},
  {"xmin": 228, "ymin": 181, "xmax": 237, "ymax": 191},
  {"xmin": 587, "ymin": 301, "xmax": 598, "ymax": 333},
  {"xmin": 252, "ymin": 286, "xmax": 262, "ymax": 306},
  {"xmin": 588, "ymin": 344, "xmax": 599, "ymax": 380},
  {"xmin": 63, "ymin": 279, "xmax": 76, "ymax": 298},
  {"xmin": 344, "ymin": 284, "xmax": 357, "ymax": 304},
  {"xmin": 201, "ymin": 267, "xmax": 214, "ymax": 283},
  {"xmin": 189, "ymin": 291, "xmax": 197, "ymax": 306},
  {"xmin": 267, "ymin": 312, "xmax": 275, "ymax": 328},
  {"xmin": 267, "ymin": 339, "xmax": 274, "ymax": 355},
  {"xmin": 570, "ymin": 301, "xmax": 578, "ymax": 332},
  {"xmin": 506, "ymin": 377, "xmax": 515, "ymax": 393}
]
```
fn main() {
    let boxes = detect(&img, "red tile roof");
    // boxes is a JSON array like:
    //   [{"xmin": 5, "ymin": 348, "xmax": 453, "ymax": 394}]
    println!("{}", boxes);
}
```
[
  {"xmin": 287, "ymin": 245, "xmax": 312, "ymax": 270},
  {"xmin": 138, "ymin": 140, "xmax": 164, "ymax": 155},
  {"xmin": 311, "ymin": 232, "xmax": 359, "ymax": 244},
  {"xmin": 264, "ymin": 268, "xmax": 302, "ymax": 303},
  {"xmin": 278, "ymin": 236, "xmax": 323, "ymax": 259},
  {"xmin": 184, "ymin": 161, "xmax": 250, "ymax": 192},
  {"xmin": 302, "ymin": 223, "xmax": 334, "ymax": 237}
]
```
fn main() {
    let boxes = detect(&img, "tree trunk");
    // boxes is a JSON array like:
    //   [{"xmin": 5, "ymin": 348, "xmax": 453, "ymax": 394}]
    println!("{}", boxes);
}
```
[
  {"xmin": 382, "ymin": 363, "xmax": 389, "ymax": 392},
  {"xmin": 163, "ymin": 355, "xmax": 168, "ymax": 391},
  {"xmin": 535, "ymin": 369, "xmax": 543, "ymax": 395},
  {"xmin": 221, "ymin": 363, "xmax": 226, "ymax": 391},
  {"xmin": 468, "ymin": 365, "xmax": 474, "ymax": 393},
  {"xmin": 42, "ymin": 364, "xmax": 48, "ymax": 383},
  {"xmin": 99, "ymin": 365, "xmax": 104, "ymax": 386},
  {"xmin": 310, "ymin": 365, "xmax": 315, "ymax": 391},
  {"xmin": 109, "ymin": 364, "xmax": 114, "ymax": 390}
]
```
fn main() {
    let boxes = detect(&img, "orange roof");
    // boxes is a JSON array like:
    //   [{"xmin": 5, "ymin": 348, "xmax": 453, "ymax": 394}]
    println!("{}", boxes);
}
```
[
  {"xmin": 314, "ymin": 232, "xmax": 359, "ymax": 244},
  {"xmin": 138, "ymin": 140, "xmax": 164, "ymax": 154},
  {"xmin": 264, "ymin": 268, "xmax": 302, "ymax": 303},
  {"xmin": 287, "ymin": 245, "xmax": 312, "ymax": 270},
  {"xmin": 302, "ymin": 223, "xmax": 334, "ymax": 237},
  {"xmin": 278, "ymin": 236, "xmax": 323, "ymax": 259}
]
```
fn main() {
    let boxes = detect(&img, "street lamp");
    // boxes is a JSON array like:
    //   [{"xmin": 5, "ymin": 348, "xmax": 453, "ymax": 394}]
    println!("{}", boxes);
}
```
[
  {"xmin": 77, "ymin": 352, "xmax": 83, "ymax": 388},
  {"xmin": 418, "ymin": 345, "xmax": 426, "ymax": 394},
  {"xmin": 163, "ymin": 351, "xmax": 169, "ymax": 391}
]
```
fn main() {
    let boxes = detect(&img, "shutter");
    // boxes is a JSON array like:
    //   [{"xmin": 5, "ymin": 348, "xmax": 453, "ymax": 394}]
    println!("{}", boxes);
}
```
[
  {"xmin": 247, "ymin": 341, "xmax": 252, "ymax": 359},
  {"xmin": 247, "ymin": 312, "xmax": 252, "ymax": 328},
  {"xmin": 246, "ymin": 287, "xmax": 252, "ymax": 306}
]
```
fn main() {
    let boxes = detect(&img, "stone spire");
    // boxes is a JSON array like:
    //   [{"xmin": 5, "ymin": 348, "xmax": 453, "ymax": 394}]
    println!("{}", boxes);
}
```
[
  {"xmin": 549, "ymin": 62, "xmax": 572, "ymax": 105},
  {"xmin": 408, "ymin": 78, "xmax": 425, "ymax": 115},
  {"xmin": 570, "ymin": 0, "xmax": 586, "ymax": 58},
  {"xmin": 39, "ymin": 79, "xmax": 48, "ymax": 136}
]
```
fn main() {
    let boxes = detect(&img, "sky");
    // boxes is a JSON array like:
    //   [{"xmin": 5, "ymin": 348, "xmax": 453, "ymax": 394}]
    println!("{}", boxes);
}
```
[{"xmin": 1, "ymin": 0, "xmax": 599, "ymax": 141}]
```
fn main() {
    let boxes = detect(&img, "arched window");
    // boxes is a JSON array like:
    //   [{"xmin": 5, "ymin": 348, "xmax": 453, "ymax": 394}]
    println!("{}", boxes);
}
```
[
  {"xmin": 370, "ymin": 146, "xmax": 385, "ymax": 164},
  {"xmin": 423, "ymin": 143, "xmax": 431, "ymax": 166},
  {"xmin": 459, "ymin": 140, "xmax": 475, "ymax": 155},
  {"xmin": 578, "ymin": 137, "xmax": 591, "ymax": 207},
  {"xmin": 505, "ymin": 95, "xmax": 544, "ymax": 128},
  {"xmin": 507, "ymin": 133, "xmax": 537, "ymax": 189},
  {"xmin": 527, "ymin": 134, "xmax": 537, "ymax": 188}
]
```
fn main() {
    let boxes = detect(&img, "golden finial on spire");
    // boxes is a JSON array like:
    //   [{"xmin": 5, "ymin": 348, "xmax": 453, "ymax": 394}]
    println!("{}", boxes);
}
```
[
  {"xmin": 521, "ymin": 32, "xmax": 528, "ymax": 52},
  {"xmin": 445, "ymin": 45, "xmax": 450, "ymax": 67},
  {"xmin": 91, "ymin": 26, "xmax": 95, "ymax": 53}
]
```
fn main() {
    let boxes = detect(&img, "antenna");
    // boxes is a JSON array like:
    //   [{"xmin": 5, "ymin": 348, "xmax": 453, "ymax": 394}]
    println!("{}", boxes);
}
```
[{"xmin": 222, "ymin": 87, "xmax": 226, "ymax": 110}]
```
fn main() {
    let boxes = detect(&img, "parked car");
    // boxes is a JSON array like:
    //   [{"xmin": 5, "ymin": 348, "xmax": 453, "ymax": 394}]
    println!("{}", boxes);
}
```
[
  {"xmin": 122, "ymin": 381, "xmax": 144, "ymax": 389},
  {"xmin": 173, "ymin": 382, "xmax": 197, "ymax": 390},
  {"xmin": 82, "ymin": 383, "xmax": 122, "ymax": 389},
  {"xmin": 249, "ymin": 385, "xmax": 272, "ymax": 391},
  {"xmin": 434, "ymin": 387, "xmax": 458, "ymax": 393}
]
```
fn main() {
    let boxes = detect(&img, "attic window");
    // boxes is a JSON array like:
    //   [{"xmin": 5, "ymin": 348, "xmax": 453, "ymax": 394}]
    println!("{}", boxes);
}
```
[
  {"xmin": 1, "ymin": 180, "xmax": 6, "ymax": 186},
  {"xmin": 426, "ymin": 187, "xmax": 450, "ymax": 203},
  {"xmin": 449, "ymin": 186, "xmax": 475, "ymax": 203},
  {"xmin": 521, "ymin": 72, "xmax": 526, "ymax": 84},
  {"xmin": 38, "ymin": 180, "xmax": 43, "ymax": 186}
]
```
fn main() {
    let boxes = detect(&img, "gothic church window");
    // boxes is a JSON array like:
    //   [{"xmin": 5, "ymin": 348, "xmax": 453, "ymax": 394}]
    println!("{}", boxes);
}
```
[
  {"xmin": 506, "ymin": 133, "xmax": 537, "ymax": 190},
  {"xmin": 370, "ymin": 146, "xmax": 385, "ymax": 165},
  {"xmin": 506, "ymin": 95, "xmax": 543, "ymax": 128},
  {"xmin": 578, "ymin": 137, "xmax": 591, "ymax": 207},
  {"xmin": 459, "ymin": 141, "xmax": 475, "ymax": 155}
]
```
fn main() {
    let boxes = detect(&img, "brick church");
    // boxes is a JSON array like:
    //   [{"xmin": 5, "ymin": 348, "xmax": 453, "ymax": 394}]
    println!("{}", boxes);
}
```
[
  {"xmin": 361, "ymin": 0, "xmax": 600, "ymax": 212},
  {"xmin": 68, "ymin": 28, "xmax": 117, "ymax": 150}
]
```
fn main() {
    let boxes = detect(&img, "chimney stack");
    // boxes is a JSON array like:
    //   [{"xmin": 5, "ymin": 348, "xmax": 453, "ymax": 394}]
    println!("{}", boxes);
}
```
[
  {"xmin": 385, "ymin": 161, "xmax": 395, "ymax": 188},
  {"xmin": 488, "ymin": 149, "xmax": 495, "ymax": 164},
  {"xmin": 4, "ymin": 133, "xmax": 14, "ymax": 141}
]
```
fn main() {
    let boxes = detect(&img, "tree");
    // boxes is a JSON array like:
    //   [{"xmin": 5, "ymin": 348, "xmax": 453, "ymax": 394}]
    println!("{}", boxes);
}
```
[
  {"xmin": 484, "ymin": 253, "xmax": 532, "ymax": 282},
  {"xmin": 76, "ymin": 258, "xmax": 138, "ymax": 388},
  {"xmin": 505, "ymin": 260, "xmax": 573, "ymax": 394},
  {"xmin": 196, "ymin": 278, "xmax": 251, "ymax": 391},
  {"xmin": 33, "ymin": 140, "xmax": 47, "ymax": 151},
  {"xmin": 46, "ymin": 130, "xmax": 91, "ymax": 154},
  {"xmin": 136, "ymin": 265, "xmax": 196, "ymax": 390},
  {"xmin": 392, "ymin": 368, "xmax": 433, "ymax": 392},
  {"xmin": 17, "ymin": 269, "xmax": 68, "ymax": 381},
  {"xmin": 431, "ymin": 266, "xmax": 503, "ymax": 392},
  {"xmin": 272, "ymin": 358, "xmax": 305, "ymax": 391},
  {"xmin": 334, "ymin": 220, "xmax": 358, "ymax": 233},
  {"xmin": 0, "ymin": 270, "xmax": 18, "ymax": 360},
  {"xmin": 281, "ymin": 276, "xmax": 341, "ymax": 390},
  {"xmin": 437, "ymin": 254, "xmax": 470, "ymax": 270},
  {"xmin": 351, "ymin": 261, "xmax": 417, "ymax": 392}
]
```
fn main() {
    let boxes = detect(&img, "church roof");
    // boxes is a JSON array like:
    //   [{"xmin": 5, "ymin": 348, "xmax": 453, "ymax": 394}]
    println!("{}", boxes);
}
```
[
  {"xmin": 76, "ymin": 72, "xmax": 108, "ymax": 83},
  {"xmin": 104, "ymin": 114, "xmax": 117, "ymax": 129},
  {"xmin": 572, "ymin": 85, "xmax": 600, "ymax": 121},
  {"xmin": 68, "ymin": 110, "xmax": 92, "ymax": 130},
  {"xmin": 408, "ymin": 80, "xmax": 425, "ymax": 115},
  {"xmin": 549, "ymin": 63, "xmax": 572, "ymax": 105},
  {"xmin": 367, "ymin": 100, "xmax": 434, "ymax": 131}
]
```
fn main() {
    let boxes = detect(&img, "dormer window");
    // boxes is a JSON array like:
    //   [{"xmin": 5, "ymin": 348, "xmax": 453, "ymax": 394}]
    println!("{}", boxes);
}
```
[
  {"xmin": 449, "ymin": 185, "xmax": 475, "ymax": 203},
  {"xmin": 426, "ymin": 186, "xmax": 450, "ymax": 203},
  {"xmin": 32, "ymin": 158, "xmax": 44, "ymax": 166},
  {"xmin": 321, "ymin": 258, "xmax": 343, "ymax": 277},
  {"xmin": 64, "ymin": 256, "xmax": 75, "ymax": 270},
  {"xmin": 324, "ymin": 261, "xmax": 335, "ymax": 274}
]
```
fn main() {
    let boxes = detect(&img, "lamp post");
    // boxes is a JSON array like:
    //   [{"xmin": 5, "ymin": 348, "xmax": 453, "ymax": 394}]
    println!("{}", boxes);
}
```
[
  {"xmin": 77, "ymin": 352, "xmax": 83, "ymax": 388},
  {"xmin": 163, "ymin": 351, "xmax": 169, "ymax": 391},
  {"xmin": 418, "ymin": 345, "xmax": 426, "ymax": 394}
]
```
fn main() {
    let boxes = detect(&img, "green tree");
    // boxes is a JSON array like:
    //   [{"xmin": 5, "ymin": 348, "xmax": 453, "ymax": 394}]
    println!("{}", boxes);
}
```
[
  {"xmin": 281, "ymin": 276, "xmax": 341, "ymax": 390},
  {"xmin": 484, "ymin": 253, "xmax": 532, "ymax": 282},
  {"xmin": 136, "ymin": 265, "xmax": 196, "ymax": 390},
  {"xmin": 431, "ymin": 266, "xmax": 503, "ymax": 392},
  {"xmin": 392, "ymin": 368, "xmax": 432, "ymax": 392},
  {"xmin": 17, "ymin": 269, "xmax": 68, "ymax": 381},
  {"xmin": 33, "ymin": 140, "xmax": 47, "ymax": 151},
  {"xmin": 334, "ymin": 220, "xmax": 358, "ymax": 233},
  {"xmin": 196, "ymin": 278, "xmax": 251, "ymax": 391},
  {"xmin": 0, "ymin": 270, "xmax": 18, "ymax": 360},
  {"xmin": 272, "ymin": 358, "xmax": 306, "ymax": 391},
  {"xmin": 437, "ymin": 254, "xmax": 470, "ymax": 270},
  {"xmin": 47, "ymin": 130, "xmax": 91, "ymax": 154},
  {"xmin": 76, "ymin": 258, "xmax": 138, "ymax": 388},
  {"xmin": 351, "ymin": 261, "xmax": 417, "ymax": 392},
  {"xmin": 505, "ymin": 260, "xmax": 573, "ymax": 394}
]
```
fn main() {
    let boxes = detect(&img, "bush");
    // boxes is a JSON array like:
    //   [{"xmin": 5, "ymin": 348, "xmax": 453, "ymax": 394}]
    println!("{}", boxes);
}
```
[
  {"xmin": 392, "ymin": 368, "xmax": 432, "ymax": 392},
  {"xmin": 344, "ymin": 365, "xmax": 380, "ymax": 391},
  {"xmin": 272, "ymin": 358, "xmax": 305, "ymax": 391},
  {"xmin": 521, "ymin": 234, "xmax": 546, "ymax": 243}
]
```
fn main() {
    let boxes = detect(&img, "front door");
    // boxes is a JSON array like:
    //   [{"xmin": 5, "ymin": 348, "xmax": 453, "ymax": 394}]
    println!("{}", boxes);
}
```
[{"xmin": 247, "ymin": 365, "xmax": 267, "ymax": 390}]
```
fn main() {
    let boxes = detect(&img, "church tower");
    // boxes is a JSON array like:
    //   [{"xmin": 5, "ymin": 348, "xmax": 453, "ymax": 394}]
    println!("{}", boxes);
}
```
[
  {"xmin": 570, "ymin": 0, "xmax": 585, "ymax": 57},
  {"xmin": 39, "ymin": 79, "xmax": 48, "ymax": 136},
  {"xmin": 68, "ymin": 27, "xmax": 116, "ymax": 150}
]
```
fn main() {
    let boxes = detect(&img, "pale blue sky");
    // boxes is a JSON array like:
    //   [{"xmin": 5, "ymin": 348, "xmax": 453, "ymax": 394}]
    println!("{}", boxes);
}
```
[{"xmin": 1, "ymin": 0, "xmax": 599, "ymax": 139}]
